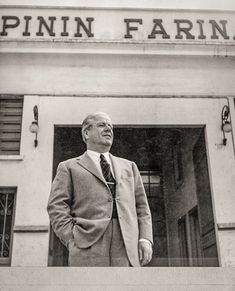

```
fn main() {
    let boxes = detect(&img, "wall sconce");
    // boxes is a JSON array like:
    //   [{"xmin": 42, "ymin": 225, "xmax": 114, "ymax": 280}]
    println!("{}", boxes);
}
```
[
  {"xmin": 221, "ymin": 105, "xmax": 232, "ymax": 146},
  {"xmin": 29, "ymin": 105, "xmax": 39, "ymax": 147}
]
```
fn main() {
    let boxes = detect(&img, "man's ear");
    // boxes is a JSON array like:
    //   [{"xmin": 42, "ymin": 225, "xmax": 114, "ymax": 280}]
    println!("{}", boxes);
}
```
[{"xmin": 84, "ymin": 129, "xmax": 89, "ymax": 140}]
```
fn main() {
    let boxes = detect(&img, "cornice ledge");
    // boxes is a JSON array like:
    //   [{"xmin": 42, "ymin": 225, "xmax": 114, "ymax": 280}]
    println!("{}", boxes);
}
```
[{"xmin": 1, "ymin": 40, "xmax": 235, "ymax": 57}]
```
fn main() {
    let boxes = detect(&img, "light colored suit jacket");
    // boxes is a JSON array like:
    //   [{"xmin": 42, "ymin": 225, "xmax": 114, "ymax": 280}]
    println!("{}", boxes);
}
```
[{"xmin": 47, "ymin": 152, "xmax": 153, "ymax": 266}]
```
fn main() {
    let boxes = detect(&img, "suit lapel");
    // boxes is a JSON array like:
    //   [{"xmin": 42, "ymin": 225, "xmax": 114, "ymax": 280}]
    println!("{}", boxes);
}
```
[
  {"xmin": 109, "ymin": 154, "xmax": 122, "ymax": 185},
  {"xmin": 76, "ymin": 152, "xmax": 107, "ymax": 185}
]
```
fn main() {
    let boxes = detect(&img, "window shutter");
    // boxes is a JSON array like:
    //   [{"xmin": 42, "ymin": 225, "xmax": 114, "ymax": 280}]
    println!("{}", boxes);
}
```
[{"xmin": 0, "ymin": 96, "xmax": 24, "ymax": 155}]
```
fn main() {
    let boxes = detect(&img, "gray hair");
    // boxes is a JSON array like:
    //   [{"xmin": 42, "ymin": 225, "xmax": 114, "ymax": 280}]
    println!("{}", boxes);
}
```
[{"xmin": 81, "ymin": 112, "xmax": 110, "ymax": 143}]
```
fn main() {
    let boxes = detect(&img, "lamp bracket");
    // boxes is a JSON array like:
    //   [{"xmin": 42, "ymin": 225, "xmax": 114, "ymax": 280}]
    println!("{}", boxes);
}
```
[{"xmin": 33, "ymin": 105, "xmax": 38, "ymax": 122}]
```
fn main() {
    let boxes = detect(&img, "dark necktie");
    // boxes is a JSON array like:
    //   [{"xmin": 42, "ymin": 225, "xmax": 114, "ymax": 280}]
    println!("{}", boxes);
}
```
[
  {"xmin": 100, "ymin": 154, "xmax": 115, "ymax": 183},
  {"xmin": 100, "ymin": 154, "xmax": 117, "ymax": 218}
]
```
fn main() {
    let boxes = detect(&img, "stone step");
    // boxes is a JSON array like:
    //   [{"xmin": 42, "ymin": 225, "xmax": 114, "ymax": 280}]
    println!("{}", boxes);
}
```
[{"xmin": 0, "ymin": 267, "xmax": 235, "ymax": 291}]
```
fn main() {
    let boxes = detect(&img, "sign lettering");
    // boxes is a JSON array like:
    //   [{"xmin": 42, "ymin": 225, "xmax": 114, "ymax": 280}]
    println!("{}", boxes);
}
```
[{"xmin": 1, "ymin": 10, "xmax": 235, "ymax": 42}]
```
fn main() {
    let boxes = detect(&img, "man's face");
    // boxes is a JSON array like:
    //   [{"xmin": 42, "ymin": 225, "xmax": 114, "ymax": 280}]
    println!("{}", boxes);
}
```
[{"xmin": 85, "ymin": 113, "xmax": 113, "ymax": 151}]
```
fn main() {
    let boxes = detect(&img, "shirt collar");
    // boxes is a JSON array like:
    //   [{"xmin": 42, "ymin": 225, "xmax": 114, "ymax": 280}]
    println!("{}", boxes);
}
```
[{"xmin": 87, "ymin": 150, "xmax": 111, "ymax": 164}]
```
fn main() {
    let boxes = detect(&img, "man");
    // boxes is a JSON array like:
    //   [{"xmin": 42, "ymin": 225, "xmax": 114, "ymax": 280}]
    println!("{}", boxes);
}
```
[{"xmin": 47, "ymin": 112, "xmax": 153, "ymax": 266}]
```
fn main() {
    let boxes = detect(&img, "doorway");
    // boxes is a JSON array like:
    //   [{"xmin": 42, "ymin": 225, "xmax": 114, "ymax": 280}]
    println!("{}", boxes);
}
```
[{"xmin": 48, "ymin": 126, "xmax": 218, "ymax": 267}]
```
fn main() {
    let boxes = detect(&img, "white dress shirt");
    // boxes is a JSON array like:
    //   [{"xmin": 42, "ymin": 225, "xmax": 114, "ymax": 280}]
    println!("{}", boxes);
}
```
[
  {"xmin": 86, "ymin": 150, "xmax": 152, "ymax": 247},
  {"xmin": 86, "ymin": 150, "xmax": 114, "ymax": 177}
]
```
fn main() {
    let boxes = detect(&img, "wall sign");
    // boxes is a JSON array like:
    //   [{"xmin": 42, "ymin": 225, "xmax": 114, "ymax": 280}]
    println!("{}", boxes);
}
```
[{"xmin": 0, "ymin": 7, "xmax": 235, "ymax": 43}]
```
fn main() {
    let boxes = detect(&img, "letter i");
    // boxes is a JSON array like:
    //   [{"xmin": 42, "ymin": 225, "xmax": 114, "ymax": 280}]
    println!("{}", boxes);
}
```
[
  {"xmin": 61, "ymin": 16, "xmax": 69, "ymax": 36},
  {"xmin": 23, "ymin": 16, "xmax": 32, "ymax": 36},
  {"xmin": 197, "ymin": 20, "xmax": 206, "ymax": 39}
]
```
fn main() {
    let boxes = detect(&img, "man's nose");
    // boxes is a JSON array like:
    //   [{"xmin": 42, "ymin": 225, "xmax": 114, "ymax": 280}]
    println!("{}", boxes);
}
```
[{"xmin": 104, "ymin": 124, "xmax": 112, "ymax": 131}]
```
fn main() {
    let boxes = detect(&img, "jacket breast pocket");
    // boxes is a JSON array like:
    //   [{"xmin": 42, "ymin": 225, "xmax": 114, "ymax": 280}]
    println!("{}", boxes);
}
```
[{"xmin": 121, "ymin": 171, "xmax": 134, "ymax": 180}]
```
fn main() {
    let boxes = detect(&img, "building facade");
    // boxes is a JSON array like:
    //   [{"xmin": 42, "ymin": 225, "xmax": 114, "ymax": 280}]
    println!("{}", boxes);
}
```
[{"xmin": 0, "ymin": 0, "xmax": 235, "ymax": 268}]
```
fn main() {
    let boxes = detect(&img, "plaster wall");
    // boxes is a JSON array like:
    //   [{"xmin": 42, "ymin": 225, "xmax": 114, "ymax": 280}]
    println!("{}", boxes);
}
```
[
  {"xmin": 0, "ymin": 54, "xmax": 235, "ymax": 96},
  {"xmin": 218, "ymin": 230, "xmax": 235, "ymax": 267},
  {"xmin": 11, "ymin": 233, "xmax": 49, "ymax": 266}
]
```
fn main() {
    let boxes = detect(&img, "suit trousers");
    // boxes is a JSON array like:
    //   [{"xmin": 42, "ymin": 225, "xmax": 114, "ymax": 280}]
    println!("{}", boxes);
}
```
[{"xmin": 68, "ymin": 218, "xmax": 131, "ymax": 266}]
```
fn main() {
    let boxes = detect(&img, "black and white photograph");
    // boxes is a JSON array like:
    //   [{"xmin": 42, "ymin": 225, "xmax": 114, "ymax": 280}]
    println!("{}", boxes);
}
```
[{"xmin": 0, "ymin": 0, "xmax": 235, "ymax": 290}]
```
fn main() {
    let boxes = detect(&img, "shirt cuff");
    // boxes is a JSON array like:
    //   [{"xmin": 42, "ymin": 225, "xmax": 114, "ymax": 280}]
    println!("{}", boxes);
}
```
[{"xmin": 139, "ymin": 238, "xmax": 152, "ymax": 246}]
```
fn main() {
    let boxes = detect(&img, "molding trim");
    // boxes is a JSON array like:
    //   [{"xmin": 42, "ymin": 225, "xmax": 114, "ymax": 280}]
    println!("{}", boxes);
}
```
[
  {"xmin": 0, "ymin": 40, "xmax": 235, "ymax": 57},
  {"xmin": 0, "ymin": 155, "xmax": 24, "ymax": 161},
  {"xmin": 14, "ymin": 225, "xmax": 49, "ymax": 233},
  {"xmin": 0, "ymin": 94, "xmax": 233, "ymax": 99},
  {"xmin": 0, "ymin": 5, "xmax": 235, "ymax": 14},
  {"xmin": 217, "ymin": 223, "xmax": 235, "ymax": 230}
]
